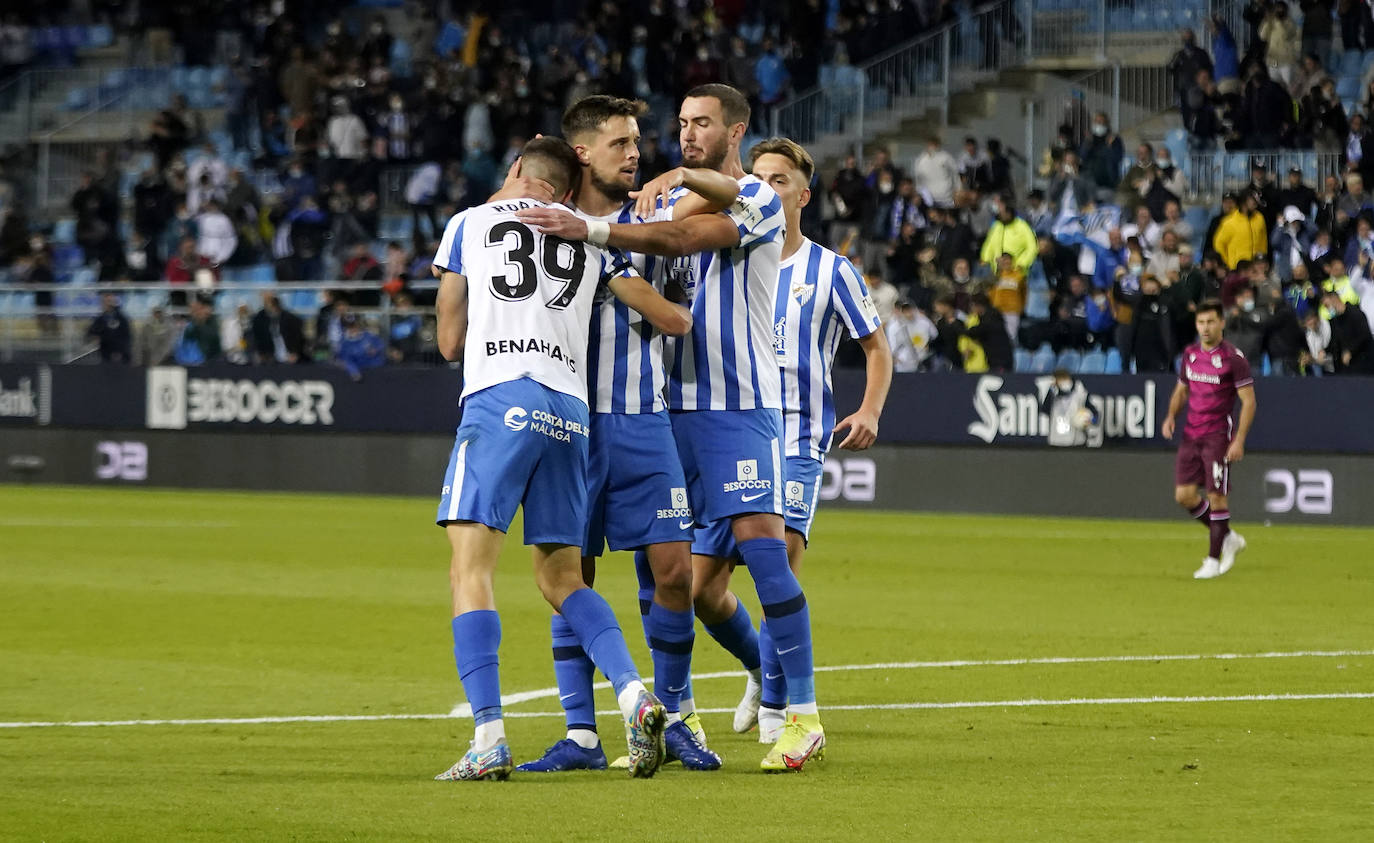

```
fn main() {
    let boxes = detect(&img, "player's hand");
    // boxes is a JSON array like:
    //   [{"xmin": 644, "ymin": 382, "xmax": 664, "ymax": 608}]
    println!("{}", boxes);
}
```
[
  {"xmin": 516, "ymin": 206, "xmax": 589, "ymax": 240},
  {"xmin": 1226, "ymin": 440, "xmax": 1245, "ymax": 463},
  {"xmin": 835, "ymin": 409, "xmax": 879, "ymax": 450},
  {"xmin": 1161, "ymin": 416, "xmax": 1175, "ymax": 440},
  {"xmin": 629, "ymin": 167, "xmax": 687, "ymax": 221}
]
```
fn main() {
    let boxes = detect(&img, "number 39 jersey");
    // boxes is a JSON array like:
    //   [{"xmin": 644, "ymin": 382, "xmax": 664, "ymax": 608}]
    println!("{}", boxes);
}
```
[{"xmin": 433, "ymin": 199, "xmax": 634, "ymax": 406}]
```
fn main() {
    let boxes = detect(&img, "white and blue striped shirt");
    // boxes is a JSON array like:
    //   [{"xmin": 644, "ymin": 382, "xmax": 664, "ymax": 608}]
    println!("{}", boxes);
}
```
[
  {"xmin": 580, "ymin": 202, "xmax": 669, "ymax": 414},
  {"xmin": 774, "ymin": 238, "xmax": 882, "ymax": 459},
  {"xmin": 664, "ymin": 175, "xmax": 786, "ymax": 411}
]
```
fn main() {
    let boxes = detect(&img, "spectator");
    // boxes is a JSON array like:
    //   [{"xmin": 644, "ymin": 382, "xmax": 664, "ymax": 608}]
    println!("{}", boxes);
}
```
[
  {"xmin": 1168, "ymin": 28, "xmax": 1214, "ymax": 122},
  {"xmin": 964, "ymin": 293, "xmax": 1013, "ymax": 372},
  {"xmin": 1210, "ymin": 15, "xmax": 1241, "ymax": 84},
  {"xmin": 125, "ymin": 233, "xmax": 161, "ymax": 283},
  {"xmin": 1272, "ymin": 205, "xmax": 1314, "ymax": 279},
  {"xmin": 326, "ymin": 96, "xmax": 369, "ymax": 180},
  {"xmin": 1302, "ymin": 307, "xmax": 1335, "ymax": 373},
  {"xmin": 929, "ymin": 295, "xmax": 965, "ymax": 371},
  {"xmin": 1047, "ymin": 149, "xmax": 1094, "ymax": 210},
  {"xmin": 195, "ymin": 200, "xmax": 238, "ymax": 265},
  {"xmin": 1239, "ymin": 67, "xmax": 1294, "ymax": 148},
  {"xmin": 251, "ymin": 293, "xmax": 307, "ymax": 364},
  {"xmin": 71, "ymin": 171, "xmax": 119, "ymax": 261},
  {"xmin": 856, "ymin": 255, "xmax": 899, "ymax": 324},
  {"xmin": 1291, "ymin": 53, "xmax": 1331, "ymax": 101},
  {"xmin": 949, "ymin": 256, "xmax": 979, "ymax": 312},
  {"xmin": 886, "ymin": 222, "xmax": 922, "ymax": 290},
  {"xmin": 334, "ymin": 313, "xmax": 387, "ymax": 380},
  {"xmin": 883, "ymin": 298, "xmax": 934, "ymax": 372},
  {"xmin": 279, "ymin": 46, "xmax": 320, "ymax": 120},
  {"xmin": 1225, "ymin": 285, "xmax": 1268, "ymax": 361},
  {"xmin": 1124, "ymin": 275, "xmax": 1176, "ymax": 372},
  {"xmin": 1263, "ymin": 282, "xmax": 1306, "ymax": 374},
  {"xmin": 315, "ymin": 291, "xmax": 349, "ymax": 357},
  {"xmin": 1052, "ymin": 274, "xmax": 1092, "ymax": 351},
  {"xmin": 1117, "ymin": 143, "xmax": 1156, "ymax": 212},
  {"xmin": 923, "ymin": 205, "xmax": 977, "ymax": 274},
  {"xmin": 985, "ymin": 139, "xmax": 1013, "ymax": 196},
  {"xmin": 1141, "ymin": 149, "xmax": 1187, "ymax": 220},
  {"xmin": 989, "ymin": 252, "xmax": 1027, "ymax": 341},
  {"xmin": 1085, "ymin": 282, "xmax": 1117, "ymax": 346},
  {"xmin": 1079, "ymin": 112, "xmax": 1124, "ymax": 200},
  {"xmin": 135, "ymin": 306, "xmax": 178, "ymax": 366},
  {"xmin": 886, "ymin": 178, "xmax": 924, "ymax": 243},
  {"xmin": 405, "ymin": 160, "xmax": 444, "ymax": 243},
  {"xmin": 979, "ymin": 199, "xmax": 1037, "ymax": 274},
  {"xmin": 1301, "ymin": 1, "xmax": 1335, "ymax": 58},
  {"xmin": 148, "ymin": 95, "xmax": 193, "ymax": 168},
  {"xmin": 387, "ymin": 293, "xmax": 425, "ymax": 363},
  {"xmin": 1260, "ymin": 2, "xmax": 1301, "ymax": 87},
  {"xmin": 221, "ymin": 303, "xmax": 252, "ymax": 364},
  {"xmin": 1343, "ymin": 114, "xmax": 1374, "ymax": 181},
  {"xmin": 175, "ymin": 295, "xmax": 222, "ymax": 365},
  {"xmin": 1184, "ymin": 69, "xmax": 1223, "ymax": 149},
  {"xmin": 1164, "ymin": 244, "xmax": 1206, "ymax": 346},
  {"xmin": 1025, "ymin": 189, "xmax": 1053, "ymax": 235},
  {"xmin": 1148, "ymin": 229, "xmax": 1184, "ymax": 280},
  {"xmin": 829, "ymin": 153, "xmax": 871, "ymax": 251},
  {"xmin": 1122, "ymin": 205, "xmax": 1163, "ymax": 251},
  {"xmin": 1322, "ymin": 288, "xmax": 1374, "ymax": 372},
  {"xmin": 755, "ymin": 37, "xmax": 790, "ymax": 107},
  {"xmin": 955, "ymin": 137, "xmax": 989, "ymax": 192},
  {"xmin": 281, "ymin": 158, "xmax": 319, "ymax": 210},
  {"xmin": 722, "ymin": 37, "xmax": 758, "ymax": 102},
  {"xmin": 1213, "ymin": 190, "xmax": 1269, "ymax": 269},
  {"xmin": 1337, "ymin": 173, "xmax": 1374, "ymax": 226},
  {"xmin": 1277, "ymin": 167, "xmax": 1318, "ymax": 217},
  {"xmin": 86, "ymin": 292, "xmax": 132, "ymax": 364},
  {"xmin": 1303, "ymin": 77, "xmax": 1346, "ymax": 152},
  {"xmin": 913, "ymin": 137, "xmax": 959, "ymax": 209},
  {"xmin": 164, "ymin": 237, "xmax": 216, "ymax": 302}
]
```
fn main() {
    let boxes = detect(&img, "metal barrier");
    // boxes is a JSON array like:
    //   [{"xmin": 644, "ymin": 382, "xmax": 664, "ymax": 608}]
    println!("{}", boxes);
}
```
[
  {"xmin": 0, "ymin": 280, "xmax": 440, "ymax": 364},
  {"xmin": 1185, "ymin": 150, "xmax": 1343, "ymax": 199},
  {"xmin": 770, "ymin": 0, "xmax": 1026, "ymax": 161}
]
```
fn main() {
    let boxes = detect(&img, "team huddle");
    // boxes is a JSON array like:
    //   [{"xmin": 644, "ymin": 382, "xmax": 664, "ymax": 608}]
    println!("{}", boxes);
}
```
[{"xmin": 428, "ymin": 83, "xmax": 892, "ymax": 780}]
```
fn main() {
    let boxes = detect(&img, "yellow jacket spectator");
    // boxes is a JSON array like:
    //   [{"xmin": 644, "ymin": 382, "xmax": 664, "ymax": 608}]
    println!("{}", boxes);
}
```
[
  {"xmin": 958, "ymin": 312, "xmax": 989, "ymax": 373},
  {"xmin": 979, "ymin": 204, "xmax": 1037, "ymax": 272},
  {"xmin": 1212, "ymin": 193, "xmax": 1268, "ymax": 269},
  {"xmin": 1319, "ymin": 257, "xmax": 1361, "ymax": 320}
]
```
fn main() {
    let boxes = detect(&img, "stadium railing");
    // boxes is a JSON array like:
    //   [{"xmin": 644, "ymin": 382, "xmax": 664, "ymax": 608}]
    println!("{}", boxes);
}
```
[
  {"xmin": 770, "ymin": 0, "xmax": 1027, "ymax": 163},
  {"xmin": 0, "ymin": 280, "xmax": 439, "ymax": 364},
  {"xmin": 1024, "ymin": 64, "xmax": 1175, "ymax": 179},
  {"xmin": 1185, "ymin": 150, "xmax": 1343, "ymax": 200}
]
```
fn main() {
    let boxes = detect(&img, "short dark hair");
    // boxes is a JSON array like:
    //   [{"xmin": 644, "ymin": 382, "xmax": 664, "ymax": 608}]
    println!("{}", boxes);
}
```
[
  {"xmin": 684, "ymin": 83, "xmax": 751, "ymax": 128},
  {"xmin": 519, "ymin": 137, "xmax": 583, "ymax": 196},
  {"xmin": 934, "ymin": 293, "xmax": 957, "ymax": 309},
  {"xmin": 748, "ymin": 137, "xmax": 815, "ymax": 182},
  {"xmin": 971, "ymin": 292, "xmax": 991, "ymax": 309},
  {"xmin": 1196, "ymin": 298, "xmax": 1224, "ymax": 318},
  {"xmin": 561, "ymin": 95, "xmax": 648, "ymax": 142}
]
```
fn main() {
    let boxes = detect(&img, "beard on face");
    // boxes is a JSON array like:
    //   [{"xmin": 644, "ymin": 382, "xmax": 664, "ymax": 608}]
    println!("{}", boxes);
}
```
[
  {"xmin": 589, "ymin": 165, "xmax": 634, "ymax": 203},
  {"xmin": 683, "ymin": 135, "xmax": 728, "ymax": 171}
]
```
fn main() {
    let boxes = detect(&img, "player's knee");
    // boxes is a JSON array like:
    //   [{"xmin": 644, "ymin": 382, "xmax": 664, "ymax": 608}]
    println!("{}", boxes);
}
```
[
  {"xmin": 652, "ymin": 561, "xmax": 692, "ymax": 604},
  {"xmin": 1208, "ymin": 493, "xmax": 1228, "ymax": 510},
  {"xmin": 1174, "ymin": 487, "xmax": 1199, "ymax": 507}
]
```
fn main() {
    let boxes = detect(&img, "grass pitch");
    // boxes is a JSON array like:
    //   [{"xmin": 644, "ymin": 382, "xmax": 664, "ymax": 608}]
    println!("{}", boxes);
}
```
[{"xmin": 2, "ymin": 485, "xmax": 1373, "ymax": 840}]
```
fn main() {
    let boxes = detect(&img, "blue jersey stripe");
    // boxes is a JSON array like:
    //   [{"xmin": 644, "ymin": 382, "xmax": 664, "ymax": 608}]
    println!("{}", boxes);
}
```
[{"xmin": 719, "ymin": 248, "xmax": 740, "ymax": 410}]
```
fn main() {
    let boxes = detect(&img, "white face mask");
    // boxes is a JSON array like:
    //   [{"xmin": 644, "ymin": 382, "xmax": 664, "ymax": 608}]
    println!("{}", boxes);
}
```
[
  {"xmin": 1057, "ymin": 379, "xmax": 1072, "ymax": 391},
  {"xmin": 1092, "ymin": 124, "xmax": 1108, "ymax": 137}
]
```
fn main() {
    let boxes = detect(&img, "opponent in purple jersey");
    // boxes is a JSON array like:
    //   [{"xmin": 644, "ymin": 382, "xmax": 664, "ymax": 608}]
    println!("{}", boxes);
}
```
[{"xmin": 1162, "ymin": 300, "xmax": 1257, "ymax": 580}]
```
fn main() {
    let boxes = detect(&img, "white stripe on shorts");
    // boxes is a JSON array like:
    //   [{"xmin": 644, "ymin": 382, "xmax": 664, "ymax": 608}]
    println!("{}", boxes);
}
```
[{"xmin": 446, "ymin": 439, "xmax": 469, "ymax": 522}]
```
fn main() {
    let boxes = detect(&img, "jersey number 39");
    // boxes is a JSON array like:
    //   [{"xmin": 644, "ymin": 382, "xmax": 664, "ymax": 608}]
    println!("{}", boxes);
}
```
[{"xmin": 486, "ymin": 221, "xmax": 586, "ymax": 310}]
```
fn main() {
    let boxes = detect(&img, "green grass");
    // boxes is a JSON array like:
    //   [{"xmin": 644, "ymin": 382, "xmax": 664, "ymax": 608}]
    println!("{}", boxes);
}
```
[{"xmin": 2, "ymin": 485, "xmax": 1373, "ymax": 840}]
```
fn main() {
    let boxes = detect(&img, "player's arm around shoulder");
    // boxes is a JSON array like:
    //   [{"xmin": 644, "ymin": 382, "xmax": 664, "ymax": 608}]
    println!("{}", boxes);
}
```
[
  {"xmin": 630, "ymin": 166, "xmax": 741, "ymax": 220},
  {"xmin": 436, "ymin": 271, "xmax": 469, "ymax": 361},
  {"xmin": 516, "ymin": 204, "xmax": 743, "ymax": 258}
]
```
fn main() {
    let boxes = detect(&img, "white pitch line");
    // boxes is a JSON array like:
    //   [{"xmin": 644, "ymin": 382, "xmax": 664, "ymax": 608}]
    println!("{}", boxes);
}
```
[
  {"xmin": 4, "ymin": 692, "xmax": 1372, "ymax": 730},
  {"xmin": 0, "ymin": 518, "xmax": 239, "ymax": 529},
  {"xmin": 448, "ymin": 648, "xmax": 1374, "ymax": 716}
]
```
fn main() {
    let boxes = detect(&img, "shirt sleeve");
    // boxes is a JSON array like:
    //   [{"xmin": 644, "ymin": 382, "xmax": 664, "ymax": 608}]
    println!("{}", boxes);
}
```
[
  {"xmin": 432, "ymin": 211, "xmax": 467, "ymax": 274},
  {"xmin": 831, "ymin": 255, "xmax": 882, "ymax": 339},
  {"xmin": 1231, "ymin": 348, "xmax": 1254, "ymax": 388},
  {"xmin": 725, "ymin": 176, "xmax": 784, "ymax": 248},
  {"xmin": 598, "ymin": 247, "xmax": 638, "ymax": 284}
]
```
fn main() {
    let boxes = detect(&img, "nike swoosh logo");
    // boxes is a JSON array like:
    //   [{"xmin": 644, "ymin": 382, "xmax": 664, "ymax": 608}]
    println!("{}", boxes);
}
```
[
  {"xmin": 777, "ymin": 645, "xmax": 800, "ymax": 655},
  {"xmin": 666, "ymin": 685, "xmax": 687, "ymax": 693},
  {"xmin": 678, "ymin": 520, "xmax": 694, "ymax": 530},
  {"xmin": 559, "ymin": 693, "xmax": 576, "ymax": 701},
  {"xmin": 765, "ymin": 673, "xmax": 783, "ymax": 680},
  {"xmin": 741, "ymin": 492, "xmax": 768, "ymax": 502}
]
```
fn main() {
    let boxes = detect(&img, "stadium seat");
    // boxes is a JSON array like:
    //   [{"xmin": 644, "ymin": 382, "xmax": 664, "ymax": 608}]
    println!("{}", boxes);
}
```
[
  {"xmin": 1030, "ymin": 345, "xmax": 1056, "ymax": 373},
  {"xmin": 1341, "ymin": 50, "xmax": 1363, "ymax": 77},
  {"xmin": 1079, "ymin": 349, "xmax": 1107, "ymax": 374},
  {"xmin": 1055, "ymin": 349, "xmax": 1083, "ymax": 373},
  {"xmin": 1337, "ymin": 76, "xmax": 1360, "ymax": 102},
  {"xmin": 1261, "ymin": 354, "xmax": 1272, "ymax": 376},
  {"xmin": 1014, "ymin": 348, "xmax": 1033, "ymax": 372},
  {"xmin": 1104, "ymin": 347, "xmax": 1124, "ymax": 374},
  {"xmin": 87, "ymin": 24, "xmax": 114, "ymax": 48},
  {"xmin": 51, "ymin": 218, "xmax": 77, "ymax": 244}
]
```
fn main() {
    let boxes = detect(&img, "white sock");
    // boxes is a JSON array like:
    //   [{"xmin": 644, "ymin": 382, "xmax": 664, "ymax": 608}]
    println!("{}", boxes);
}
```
[
  {"xmin": 566, "ymin": 728, "xmax": 599, "ymax": 749},
  {"xmin": 616, "ymin": 680, "xmax": 648, "ymax": 721},
  {"xmin": 665, "ymin": 711, "xmax": 682, "ymax": 724},
  {"xmin": 473, "ymin": 719, "xmax": 505, "ymax": 752},
  {"xmin": 679, "ymin": 696, "xmax": 696, "ymax": 716},
  {"xmin": 759, "ymin": 705, "xmax": 786, "ymax": 719},
  {"xmin": 790, "ymin": 701, "xmax": 819, "ymax": 716}
]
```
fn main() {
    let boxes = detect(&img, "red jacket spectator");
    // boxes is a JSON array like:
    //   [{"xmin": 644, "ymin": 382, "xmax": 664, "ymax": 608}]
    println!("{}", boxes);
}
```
[{"xmin": 164, "ymin": 238, "xmax": 217, "ymax": 285}]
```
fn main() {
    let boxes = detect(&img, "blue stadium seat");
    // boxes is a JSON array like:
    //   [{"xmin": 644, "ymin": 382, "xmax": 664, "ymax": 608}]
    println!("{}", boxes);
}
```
[
  {"xmin": 1030, "ymin": 345, "xmax": 1056, "ymax": 374},
  {"xmin": 1055, "ymin": 349, "xmax": 1083, "ymax": 373},
  {"xmin": 1337, "ymin": 76, "xmax": 1360, "ymax": 102},
  {"xmin": 53, "ymin": 244, "xmax": 85, "ymax": 270},
  {"xmin": 1014, "ymin": 348, "xmax": 1033, "ymax": 373},
  {"xmin": 390, "ymin": 37, "xmax": 413, "ymax": 78},
  {"xmin": 51, "ymin": 218, "xmax": 77, "ymax": 244},
  {"xmin": 60, "ymin": 26, "xmax": 88, "ymax": 51},
  {"xmin": 1104, "ymin": 347, "xmax": 1124, "ymax": 374},
  {"xmin": 1079, "ymin": 349, "xmax": 1107, "ymax": 374},
  {"xmin": 1261, "ymin": 354, "xmax": 1272, "ymax": 376},
  {"xmin": 286, "ymin": 289, "xmax": 321, "ymax": 313},
  {"xmin": 63, "ymin": 87, "xmax": 92, "ymax": 110},
  {"xmin": 1341, "ymin": 50, "xmax": 1363, "ymax": 77},
  {"xmin": 87, "ymin": 24, "xmax": 113, "ymax": 48}
]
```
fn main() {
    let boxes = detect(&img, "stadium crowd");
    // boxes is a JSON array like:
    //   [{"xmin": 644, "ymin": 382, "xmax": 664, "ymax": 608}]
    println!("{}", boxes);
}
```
[{"xmin": 2, "ymin": 0, "xmax": 1373, "ymax": 377}]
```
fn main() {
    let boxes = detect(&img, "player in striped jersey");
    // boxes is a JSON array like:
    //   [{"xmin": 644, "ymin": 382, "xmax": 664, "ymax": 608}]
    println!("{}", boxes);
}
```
[
  {"xmin": 744, "ymin": 138, "xmax": 891, "ymax": 741},
  {"xmin": 514, "ymin": 96, "xmax": 736, "ymax": 774},
  {"xmin": 430, "ymin": 138, "xmax": 690, "ymax": 781},
  {"xmin": 519, "ymin": 84, "xmax": 825, "ymax": 772}
]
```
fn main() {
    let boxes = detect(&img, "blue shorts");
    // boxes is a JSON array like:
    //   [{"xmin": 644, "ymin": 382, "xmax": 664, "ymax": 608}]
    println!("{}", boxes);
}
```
[
  {"xmin": 435, "ymin": 378, "xmax": 590, "ymax": 546},
  {"xmin": 670, "ymin": 408, "xmax": 784, "ymax": 523},
  {"xmin": 583, "ymin": 411, "xmax": 693, "ymax": 557},
  {"xmin": 690, "ymin": 454, "xmax": 824, "ymax": 557}
]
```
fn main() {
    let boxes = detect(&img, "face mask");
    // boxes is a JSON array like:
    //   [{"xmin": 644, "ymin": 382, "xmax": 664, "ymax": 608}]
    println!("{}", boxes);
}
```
[
  {"xmin": 515, "ymin": 83, "xmax": 529, "ymax": 98},
  {"xmin": 1156, "ymin": 158, "xmax": 1170, "ymax": 168},
  {"xmin": 1092, "ymin": 124, "xmax": 1108, "ymax": 137},
  {"xmin": 1129, "ymin": 263, "xmax": 1142, "ymax": 274},
  {"xmin": 1056, "ymin": 379, "xmax": 1072, "ymax": 391},
  {"xmin": 1242, "ymin": 299, "xmax": 1256, "ymax": 312}
]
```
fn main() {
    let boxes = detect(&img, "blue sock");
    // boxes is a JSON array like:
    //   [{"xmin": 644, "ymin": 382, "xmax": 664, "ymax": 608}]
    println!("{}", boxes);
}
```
[
  {"xmin": 451, "ymin": 610, "xmax": 502, "ymax": 725},
  {"xmin": 550, "ymin": 614, "xmax": 597, "ymax": 733},
  {"xmin": 634, "ymin": 550, "xmax": 655, "ymax": 649},
  {"xmin": 739, "ymin": 537, "xmax": 815, "ymax": 707},
  {"xmin": 758, "ymin": 619, "xmax": 787, "ymax": 710},
  {"xmin": 560, "ymin": 588, "xmax": 640, "ymax": 697},
  {"xmin": 647, "ymin": 602, "xmax": 693, "ymax": 713},
  {"xmin": 704, "ymin": 598, "xmax": 762, "ymax": 671}
]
